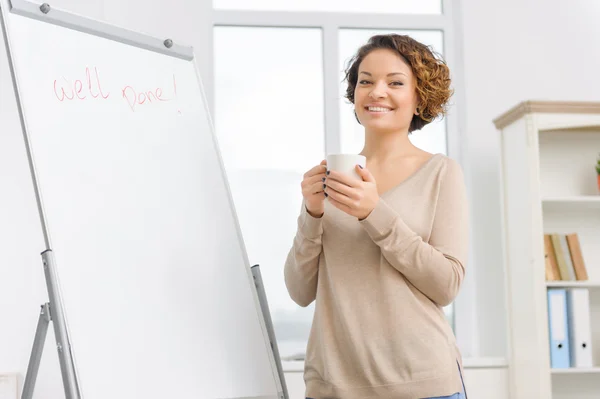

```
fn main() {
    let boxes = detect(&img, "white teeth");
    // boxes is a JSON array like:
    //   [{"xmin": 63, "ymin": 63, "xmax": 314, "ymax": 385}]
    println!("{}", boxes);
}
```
[{"xmin": 368, "ymin": 107, "xmax": 391, "ymax": 112}]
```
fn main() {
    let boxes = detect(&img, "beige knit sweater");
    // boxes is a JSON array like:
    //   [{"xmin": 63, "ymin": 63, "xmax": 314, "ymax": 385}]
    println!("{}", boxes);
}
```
[{"xmin": 284, "ymin": 153, "xmax": 469, "ymax": 399}]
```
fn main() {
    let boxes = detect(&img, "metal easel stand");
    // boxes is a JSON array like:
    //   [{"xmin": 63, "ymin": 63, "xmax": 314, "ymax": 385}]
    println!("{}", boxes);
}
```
[
  {"xmin": 251, "ymin": 264, "xmax": 290, "ymax": 399},
  {"xmin": 21, "ymin": 250, "xmax": 80, "ymax": 399}
]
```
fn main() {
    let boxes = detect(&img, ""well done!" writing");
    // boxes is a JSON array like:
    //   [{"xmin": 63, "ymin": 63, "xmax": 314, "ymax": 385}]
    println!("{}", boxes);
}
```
[{"xmin": 52, "ymin": 67, "xmax": 179, "ymax": 113}]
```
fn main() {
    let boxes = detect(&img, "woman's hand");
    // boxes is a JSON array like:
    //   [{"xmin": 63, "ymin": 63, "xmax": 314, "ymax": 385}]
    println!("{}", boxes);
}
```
[
  {"xmin": 324, "ymin": 165, "xmax": 379, "ymax": 220},
  {"xmin": 301, "ymin": 160, "xmax": 328, "ymax": 217}
]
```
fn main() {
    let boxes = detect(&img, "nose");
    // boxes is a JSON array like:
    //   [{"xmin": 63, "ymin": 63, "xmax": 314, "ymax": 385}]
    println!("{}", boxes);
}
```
[{"xmin": 369, "ymin": 81, "xmax": 387, "ymax": 99}]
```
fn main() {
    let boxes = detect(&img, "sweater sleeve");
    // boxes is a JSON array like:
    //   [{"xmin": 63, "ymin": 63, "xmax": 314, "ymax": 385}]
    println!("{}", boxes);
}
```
[
  {"xmin": 284, "ymin": 202, "xmax": 324, "ymax": 307},
  {"xmin": 359, "ymin": 158, "xmax": 469, "ymax": 307}
]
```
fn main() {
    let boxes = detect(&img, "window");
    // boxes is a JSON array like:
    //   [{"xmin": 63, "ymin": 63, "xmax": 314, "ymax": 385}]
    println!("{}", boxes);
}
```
[
  {"xmin": 214, "ymin": 0, "xmax": 442, "ymax": 14},
  {"xmin": 213, "ymin": 26, "xmax": 324, "ymax": 360},
  {"xmin": 212, "ymin": 1, "xmax": 461, "ymax": 361}
]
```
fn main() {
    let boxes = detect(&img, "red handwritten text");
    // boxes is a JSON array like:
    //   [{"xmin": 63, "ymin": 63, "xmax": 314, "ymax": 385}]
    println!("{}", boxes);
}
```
[
  {"xmin": 122, "ymin": 86, "xmax": 168, "ymax": 111},
  {"xmin": 121, "ymin": 75, "xmax": 177, "ymax": 112},
  {"xmin": 53, "ymin": 67, "xmax": 110, "ymax": 102}
]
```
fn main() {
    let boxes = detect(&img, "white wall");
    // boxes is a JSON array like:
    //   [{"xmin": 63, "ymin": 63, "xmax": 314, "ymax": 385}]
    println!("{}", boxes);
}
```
[{"xmin": 459, "ymin": 0, "xmax": 600, "ymax": 359}]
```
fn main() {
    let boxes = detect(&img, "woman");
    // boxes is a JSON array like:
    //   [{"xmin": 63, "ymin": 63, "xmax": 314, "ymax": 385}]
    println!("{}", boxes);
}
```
[{"xmin": 284, "ymin": 34, "xmax": 469, "ymax": 399}]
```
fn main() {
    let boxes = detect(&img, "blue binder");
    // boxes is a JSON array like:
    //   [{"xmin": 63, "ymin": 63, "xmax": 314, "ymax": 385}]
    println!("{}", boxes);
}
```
[{"xmin": 547, "ymin": 288, "xmax": 571, "ymax": 368}]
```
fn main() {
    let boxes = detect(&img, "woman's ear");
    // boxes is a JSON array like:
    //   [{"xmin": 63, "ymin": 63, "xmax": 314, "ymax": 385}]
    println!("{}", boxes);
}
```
[{"xmin": 414, "ymin": 96, "xmax": 422, "ymax": 116}]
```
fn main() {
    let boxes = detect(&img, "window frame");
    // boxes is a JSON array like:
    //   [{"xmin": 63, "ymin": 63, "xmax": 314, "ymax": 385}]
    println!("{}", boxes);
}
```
[{"xmin": 209, "ymin": 0, "xmax": 476, "ymax": 365}]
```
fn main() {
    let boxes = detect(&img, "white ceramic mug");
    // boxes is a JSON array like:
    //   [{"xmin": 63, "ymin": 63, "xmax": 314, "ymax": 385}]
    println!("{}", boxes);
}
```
[{"xmin": 326, "ymin": 154, "xmax": 366, "ymax": 181}]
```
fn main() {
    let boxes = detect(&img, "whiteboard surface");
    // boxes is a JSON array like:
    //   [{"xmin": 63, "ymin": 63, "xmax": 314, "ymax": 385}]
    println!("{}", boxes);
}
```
[{"xmin": 2, "ymin": 4, "xmax": 279, "ymax": 398}]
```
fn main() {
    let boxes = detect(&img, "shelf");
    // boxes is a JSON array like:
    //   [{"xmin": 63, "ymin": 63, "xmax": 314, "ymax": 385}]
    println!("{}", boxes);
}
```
[
  {"xmin": 551, "ymin": 367, "xmax": 600, "ymax": 375},
  {"xmin": 496, "ymin": 102, "xmax": 600, "ymax": 398},
  {"xmin": 542, "ymin": 196, "xmax": 600, "ymax": 207},
  {"xmin": 546, "ymin": 281, "xmax": 600, "ymax": 288}
]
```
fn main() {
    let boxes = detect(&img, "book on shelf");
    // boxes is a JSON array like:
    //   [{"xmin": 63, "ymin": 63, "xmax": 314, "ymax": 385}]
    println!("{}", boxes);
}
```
[{"xmin": 544, "ymin": 233, "xmax": 588, "ymax": 281}]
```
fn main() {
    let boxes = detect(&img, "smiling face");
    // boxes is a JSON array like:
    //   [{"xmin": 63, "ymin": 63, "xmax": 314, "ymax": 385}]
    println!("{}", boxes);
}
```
[{"xmin": 353, "ymin": 49, "xmax": 419, "ymax": 134}]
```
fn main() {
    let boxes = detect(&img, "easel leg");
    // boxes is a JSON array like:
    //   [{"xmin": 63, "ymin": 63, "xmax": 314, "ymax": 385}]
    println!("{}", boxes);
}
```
[
  {"xmin": 19, "ymin": 254, "xmax": 80, "ymax": 399},
  {"xmin": 21, "ymin": 303, "xmax": 51, "ymax": 399},
  {"xmin": 251, "ymin": 265, "xmax": 289, "ymax": 399},
  {"xmin": 41, "ymin": 250, "xmax": 80, "ymax": 399}
]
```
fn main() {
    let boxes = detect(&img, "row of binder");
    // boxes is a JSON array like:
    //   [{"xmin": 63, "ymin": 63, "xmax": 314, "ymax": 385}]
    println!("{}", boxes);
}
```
[{"xmin": 547, "ymin": 288, "xmax": 594, "ymax": 368}]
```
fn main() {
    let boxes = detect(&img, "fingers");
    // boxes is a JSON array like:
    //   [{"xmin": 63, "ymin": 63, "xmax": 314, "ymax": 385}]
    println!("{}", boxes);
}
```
[
  {"xmin": 304, "ymin": 161, "xmax": 327, "ymax": 179},
  {"xmin": 326, "ymin": 170, "xmax": 360, "ymax": 188},
  {"xmin": 326, "ymin": 193, "xmax": 352, "ymax": 214},
  {"xmin": 308, "ymin": 180, "xmax": 325, "ymax": 195},
  {"xmin": 355, "ymin": 164, "xmax": 375, "ymax": 182},
  {"xmin": 302, "ymin": 173, "xmax": 327, "ymax": 191},
  {"xmin": 301, "ymin": 160, "xmax": 328, "ymax": 205},
  {"xmin": 324, "ymin": 178, "xmax": 356, "ymax": 198},
  {"xmin": 308, "ymin": 173, "xmax": 327, "ymax": 185},
  {"xmin": 303, "ymin": 176, "xmax": 326, "ymax": 195},
  {"xmin": 324, "ymin": 184, "xmax": 355, "ymax": 207}
]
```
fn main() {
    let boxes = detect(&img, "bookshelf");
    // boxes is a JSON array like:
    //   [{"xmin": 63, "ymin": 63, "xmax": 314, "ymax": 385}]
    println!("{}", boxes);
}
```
[
  {"xmin": 546, "ymin": 281, "xmax": 600, "ymax": 289},
  {"xmin": 551, "ymin": 367, "xmax": 600, "ymax": 375},
  {"xmin": 493, "ymin": 101, "xmax": 600, "ymax": 399},
  {"xmin": 543, "ymin": 196, "xmax": 600, "ymax": 208}
]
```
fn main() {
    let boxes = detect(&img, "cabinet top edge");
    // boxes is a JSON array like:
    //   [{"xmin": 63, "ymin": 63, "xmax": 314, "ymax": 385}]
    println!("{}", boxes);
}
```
[{"xmin": 493, "ymin": 100, "xmax": 600, "ymax": 130}]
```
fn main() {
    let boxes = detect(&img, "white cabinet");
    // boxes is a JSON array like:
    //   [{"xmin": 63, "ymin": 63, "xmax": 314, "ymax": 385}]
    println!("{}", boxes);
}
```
[{"xmin": 494, "ymin": 101, "xmax": 600, "ymax": 399}]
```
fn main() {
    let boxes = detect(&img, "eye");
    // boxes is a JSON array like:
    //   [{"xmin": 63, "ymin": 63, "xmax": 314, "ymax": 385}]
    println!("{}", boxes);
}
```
[
  {"xmin": 358, "ymin": 80, "xmax": 371, "ymax": 85},
  {"xmin": 390, "ymin": 81, "xmax": 404, "ymax": 86}
]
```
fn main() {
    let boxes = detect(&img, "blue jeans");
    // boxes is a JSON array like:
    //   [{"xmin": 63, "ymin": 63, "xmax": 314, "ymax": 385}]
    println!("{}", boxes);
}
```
[{"xmin": 307, "ymin": 361, "xmax": 468, "ymax": 399}]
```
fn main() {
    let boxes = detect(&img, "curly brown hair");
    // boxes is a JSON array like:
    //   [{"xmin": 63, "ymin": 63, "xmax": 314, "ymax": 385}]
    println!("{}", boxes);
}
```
[{"xmin": 343, "ymin": 34, "xmax": 453, "ymax": 133}]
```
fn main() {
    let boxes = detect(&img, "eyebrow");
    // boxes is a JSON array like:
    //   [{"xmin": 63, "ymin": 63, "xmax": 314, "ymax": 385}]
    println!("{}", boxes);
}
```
[{"xmin": 359, "ymin": 71, "xmax": 408, "ymax": 77}]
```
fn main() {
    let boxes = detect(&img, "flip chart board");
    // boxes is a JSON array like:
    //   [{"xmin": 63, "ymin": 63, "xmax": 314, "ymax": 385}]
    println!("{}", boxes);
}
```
[{"xmin": 1, "ymin": 1, "xmax": 281, "ymax": 398}]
